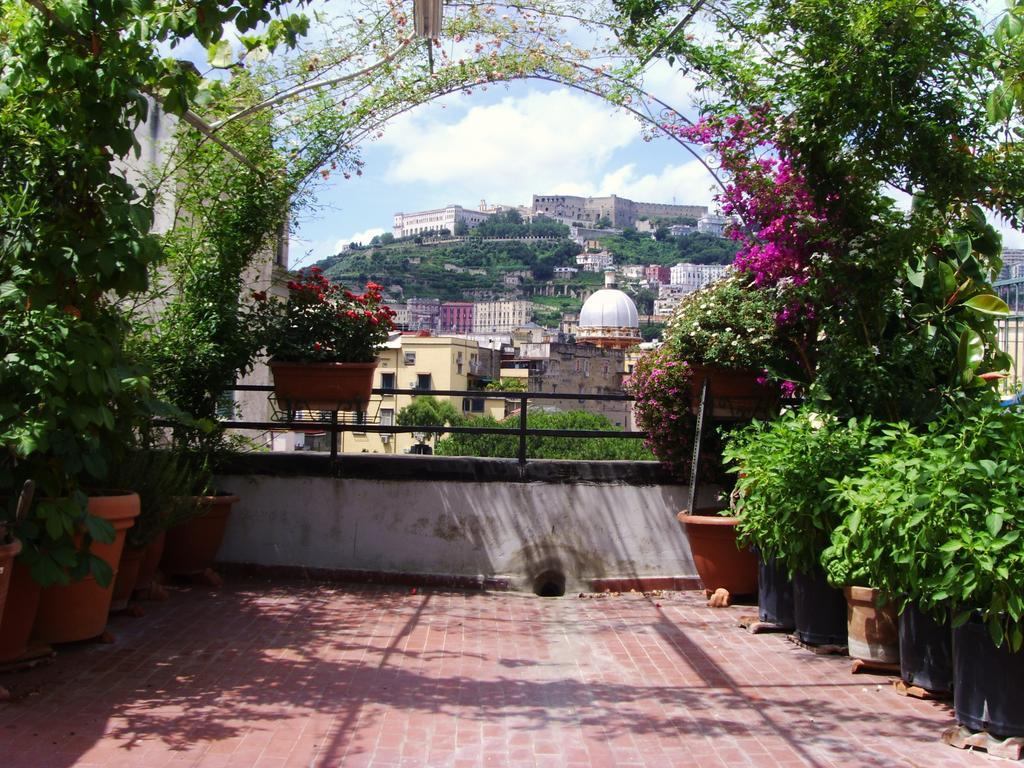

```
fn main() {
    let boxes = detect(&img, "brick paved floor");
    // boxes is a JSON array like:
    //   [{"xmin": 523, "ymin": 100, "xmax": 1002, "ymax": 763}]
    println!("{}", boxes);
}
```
[{"xmin": 0, "ymin": 582, "xmax": 994, "ymax": 767}]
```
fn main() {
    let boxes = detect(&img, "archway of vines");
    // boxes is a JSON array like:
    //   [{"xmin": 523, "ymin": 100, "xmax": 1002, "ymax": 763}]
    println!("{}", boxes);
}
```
[{"xmin": 3, "ymin": 0, "xmax": 1022, "ymax": 585}]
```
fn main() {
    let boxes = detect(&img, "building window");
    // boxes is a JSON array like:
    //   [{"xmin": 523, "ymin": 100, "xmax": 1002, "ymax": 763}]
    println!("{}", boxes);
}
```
[
  {"xmin": 404, "ymin": 352, "xmax": 416, "ymax": 365},
  {"xmin": 415, "ymin": 374, "xmax": 432, "ymax": 391},
  {"xmin": 380, "ymin": 372, "xmax": 396, "ymax": 392},
  {"xmin": 380, "ymin": 408, "xmax": 394, "ymax": 426}
]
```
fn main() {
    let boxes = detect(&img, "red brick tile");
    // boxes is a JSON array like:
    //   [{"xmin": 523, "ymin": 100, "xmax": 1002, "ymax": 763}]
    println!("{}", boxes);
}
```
[{"xmin": 0, "ymin": 584, "xmax": 987, "ymax": 768}]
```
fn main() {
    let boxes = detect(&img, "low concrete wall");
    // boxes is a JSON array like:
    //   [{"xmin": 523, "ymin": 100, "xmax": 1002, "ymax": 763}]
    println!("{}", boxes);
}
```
[{"xmin": 216, "ymin": 454, "xmax": 716, "ymax": 592}]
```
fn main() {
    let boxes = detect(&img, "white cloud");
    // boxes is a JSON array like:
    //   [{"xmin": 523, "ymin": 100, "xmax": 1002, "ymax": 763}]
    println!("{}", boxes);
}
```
[
  {"xmin": 597, "ymin": 160, "xmax": 718, "ymax": 207},
  {"xmin": 336, "ymin": 227, "xmax": 386, "ymax": 251},
  {"xmin": 378, "ymin": 90, "xmax": 642, "ymax": 203}
]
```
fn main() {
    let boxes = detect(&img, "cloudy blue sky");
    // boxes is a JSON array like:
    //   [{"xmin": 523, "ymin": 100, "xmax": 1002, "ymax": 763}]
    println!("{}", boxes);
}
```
[
  {"xmin": 270, "ymin": 0, "xmax": 1022, "ymax": 269},
  {"xmin": 286, "ymin": 66, "xmax": 717, "ymax": 268}
]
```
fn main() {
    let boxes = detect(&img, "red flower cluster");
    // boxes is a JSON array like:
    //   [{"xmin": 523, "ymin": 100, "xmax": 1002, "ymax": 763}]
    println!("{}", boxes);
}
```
[{"xmin": 266, "ymin": 267, "xmax": 395, "ymax": 364}]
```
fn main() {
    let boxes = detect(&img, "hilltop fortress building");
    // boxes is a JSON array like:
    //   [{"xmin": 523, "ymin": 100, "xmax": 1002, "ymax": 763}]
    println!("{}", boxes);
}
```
[{"xmin": 532, "ymin": 194, "xmax": 707, "ymax": 229}]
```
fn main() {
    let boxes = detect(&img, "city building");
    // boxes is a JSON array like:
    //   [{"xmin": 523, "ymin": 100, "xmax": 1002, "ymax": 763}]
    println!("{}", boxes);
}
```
[
  {"xmin": 620, "ymin": 264, "xmax": 646, "ymax": 280},
  {"xmin": 325, "ymin": 335, "xmax": 505, "ymax": 456},
  {"xmin": 670, "ymin": 262, "xmax": 729, "ymax": 292},
  {"xmin": 438, "ymin": 302, "xmax": 474, "ymax": 334},
  {"xmin": 575, "ymin": 272, "xmax": 642, "ymax": 350},
  {"xmin": 472, "ymin": 300, "xmax": 534, "ymax": 334},
  {"xmin": 533, "ymin": 193, "xmax": 707, "ymax": 228},
  {"xmin": 500, "ymin": 341, "xmax": 632, "ymax": 428},
  {"xmin": 1000, "ymin": 249, "xmax": 1024, "ymax": 280},
  {"xmin": 645, "ymin": 265, "xmax": 671, "ymax": 284},
  {"xmin": 653, "ymin": 284, "xmax": 693, "ymax": 317},
  {"xmin": 392, "ymin": 204, "xmax": 493, "ymax": 238},
  {"xmin": 406, "ymin": 297, "xmax": 441, "ymax": 331},
  {"xmin": 553, "ymin": 266, "xmax": 579, "ymax": 279},
  {"xmin": 697, "ymin": 213, "xmax": 730, "ymax": 237},
  {"xmin": 576, "ymin": 250, "xmax": 614, "ymax": 272}
]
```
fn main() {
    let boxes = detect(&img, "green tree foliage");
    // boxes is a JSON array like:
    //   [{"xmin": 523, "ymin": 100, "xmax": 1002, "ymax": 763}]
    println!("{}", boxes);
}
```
[
  {"xmin": 0, "ymin": 0, "xmax": 305, "ymax": 584},
  {"xmin": 436, "ymin": 411, "xmax": 654, "ymax": 461},
  {"xmin": 473, "ymin": 211, "xmax": 570, "ymax": 239},
  {"xmin": 319, "ymin": 238, "xmax": 583, "ymax": 301},
  {"xmin": 601, "ymin": 233, "xmax": 738, "ymax": 266},
  {"xmin": 397, "ymin": 396, "xmax": 462, "ymax": 447}
]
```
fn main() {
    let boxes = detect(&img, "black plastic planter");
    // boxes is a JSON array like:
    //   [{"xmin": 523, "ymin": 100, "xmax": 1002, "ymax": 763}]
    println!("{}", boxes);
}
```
[
  {"xmin": 899, "ymin": 604, "xmax": 953, "ymax": 694},
  {"xmin": 953, "ymin": 616, "xmax": 1024, "ymax": 738},
  {"xmin": 792, "ymin": 566, "xmax": 847, "ymax": 646},
  {"xmin": 757, "ymin": 555, "xmax": 795, "ymax": 629}
]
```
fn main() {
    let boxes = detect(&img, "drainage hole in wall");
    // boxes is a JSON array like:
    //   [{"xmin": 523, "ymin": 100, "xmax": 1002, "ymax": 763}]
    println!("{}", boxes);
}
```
[{"xmin": 533, "ymin": 570, "xmax": 566, "ymax": 598}]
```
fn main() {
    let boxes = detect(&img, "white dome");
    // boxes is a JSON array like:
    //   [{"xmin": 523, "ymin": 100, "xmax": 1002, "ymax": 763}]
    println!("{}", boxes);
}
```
[{"xmin": 579, "ymin": 288, "xmax": 639, "ymax": 329}]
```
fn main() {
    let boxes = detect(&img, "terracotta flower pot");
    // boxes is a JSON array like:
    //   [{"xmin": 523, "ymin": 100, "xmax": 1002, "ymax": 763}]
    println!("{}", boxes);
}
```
[
  {"xmin": 161, "ymin": 494, "xmax": 239, "ymax": 576},
  {"xmin": 33, "ymin": 492, "xmax": 140, "ymax": 644},
  {"xmin": 677, "ymin": 509, "xmax": 758, "ymax": 595},
  {"xmin": 269, "ymin": 360, "xmax": 378, "ymax": 411},
  {"xmin": 0, "ymin": 559, "xmax": 42, "ymax": 663},
  {"xmin": 687, "ymin": 364, "xmax": 778, "ymax": 419},
  {"xmin": 844, "ymin": 586, "xmax": 899, "ymax": 664},
  {"xmin": 109, "ymin": 545, "xmax": 145, "ymax": 612},
  {"xmin": 133, "ymin": 531, "xmax": 166, "ymax": 595},
  {"xmin": 0, "ymin": 536, "xmax": 21, "ymax": 616}
]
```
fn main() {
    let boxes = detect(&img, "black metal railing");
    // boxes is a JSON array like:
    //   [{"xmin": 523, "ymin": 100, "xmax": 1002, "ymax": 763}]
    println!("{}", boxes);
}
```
[{"xmin": 223, "ymin": 386, "xmax": 644, "ymax": 465}]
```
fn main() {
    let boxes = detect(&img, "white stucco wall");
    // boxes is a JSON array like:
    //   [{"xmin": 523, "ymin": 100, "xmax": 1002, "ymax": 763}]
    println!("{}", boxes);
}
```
[{"xmin": 215, "ymin": 473, "xmax": 710, "ymax": 592}]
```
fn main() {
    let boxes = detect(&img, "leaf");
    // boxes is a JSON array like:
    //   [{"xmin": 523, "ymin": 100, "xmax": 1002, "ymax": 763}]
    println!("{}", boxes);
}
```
[
  {"xmin": 989, "ymin": 618, "xmax": 1005, "ymax": 649},
  {"xmin": 906, "ymin": 263, "xmax": 926, "ymax": 289},
  {"xmin": 89, "ymin": 554, "xmax": 114, "ymax": 588},
  {"xmin": 207, "ymin": 40, "xmax": 234, "ymax": 68},
  {"xmin": 957, "ymin": 328, "xmax": 985, "ymax": 372},
  {"xmin": 909, "ymin": 303, "xmax": 933, "ymax": 320},
  {"xmin": 84, "ymin": 513, "xmax": 115, "ymax": 544},
  {"xmin": 949, "ymin": 232, "xmax": 972, "ymax": 262},
  {"xmin": 962, "ymin": 294, "xmax": 1011, "ymax": 316},
  {"xmin": 986, "ymin": 512, "xmax": 1004, "ymax": 536}
]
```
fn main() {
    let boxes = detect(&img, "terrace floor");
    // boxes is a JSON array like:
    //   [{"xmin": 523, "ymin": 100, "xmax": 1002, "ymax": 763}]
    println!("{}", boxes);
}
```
[{"xmin": 0, "ymin": 581, "xmax": 994, "ymax": 768}]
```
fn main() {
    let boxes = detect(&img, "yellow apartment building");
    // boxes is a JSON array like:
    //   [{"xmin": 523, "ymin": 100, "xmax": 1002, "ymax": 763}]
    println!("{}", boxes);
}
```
[{"xmin": 338, "ymin": 335, "xmax": 507, "ymax": 455}]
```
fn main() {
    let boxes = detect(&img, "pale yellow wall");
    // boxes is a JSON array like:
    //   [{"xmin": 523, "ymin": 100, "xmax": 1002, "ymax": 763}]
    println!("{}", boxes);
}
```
[{"xmin": 340, "ymin": 336, "xmax": 504, "ymax": 455}]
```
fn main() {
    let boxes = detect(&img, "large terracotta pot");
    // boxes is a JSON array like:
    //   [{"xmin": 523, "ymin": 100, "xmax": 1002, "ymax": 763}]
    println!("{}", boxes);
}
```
[
  {"xmin": 109, "ymin": 545, "xmax": 145, "ymax": 612},
  {"xmin": 269, "ymin": 360, "xmax": 377, "ymax": 411},
  {"xmin": 0, "ymin": 537, "xmax": 23, "ymax": 650},
  {"xmin": 0, "ymin": 536, "xmax": 21, "ymax": 617},
  {"xmin": 0, "ymin": 560, "xmax": 41, "ymax": 662},
  {"xmin": 676, "ymin": 510, "xmax": 758, "ymax": 595},
  {"xmin": 33, "ymin": 492, "xmax": 140, "ymax": 644},
  {"xmin": 687, "ymin": 364, "xmax": 778, "ymax": 419},
  {"xmin": 133, "ymin": 531, "xmax": 166, "ymax": 595},
  {"xmin": 161, "ymin": 494, "xmax": 239, "ymax": 576},
  {"xmin": 844, "ymin": 586, "xmax": 899, "ymax": 664}
]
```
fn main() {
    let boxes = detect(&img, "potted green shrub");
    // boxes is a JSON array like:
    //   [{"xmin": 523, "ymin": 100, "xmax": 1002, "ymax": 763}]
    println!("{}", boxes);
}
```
[
  {"xmin": 723, "ymin": 409, "xmax": 876, "ymax": 646},
  {"xmin": 626, "ymin": 275, "xmax": 796, "ymax": 595},
  {"xmin": 265, "ymin": 268, "xmax": 395, "ymax": 412},
  {"xmin": 105, "ymin": 449, "xmax": 196, "ymax": 609},
  {"xmin": 820, "ymin": 523, "xmax": 900, "ymax": 666},
  {"xmin": 831, "ymin": 403, "xmax": 1024, "ymax": 732}
]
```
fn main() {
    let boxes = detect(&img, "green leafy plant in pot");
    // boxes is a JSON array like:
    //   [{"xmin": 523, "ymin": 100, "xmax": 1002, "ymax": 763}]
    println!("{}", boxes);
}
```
[
  {"xmin": 723, "ymin": 408, "xmax": 877, "ymax": 645},
  {"xmin": 625, "ymin": 274, "xmax": 792, "ymax": 483},
  {"xmin": 264, "ymin": 268, "xmax": 396, "ymax": 412},
  {"xmin": 830, "ymin": 402, "xmax": 1024, "ymax": 734}
]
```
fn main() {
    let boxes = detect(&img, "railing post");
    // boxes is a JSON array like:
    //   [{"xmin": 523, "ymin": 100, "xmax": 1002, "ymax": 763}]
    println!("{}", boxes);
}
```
[
  {"xmin": 518, "ymin": 394, "xmax": 528, "ymax": 467},
  {"xmin": 330, "ymin": 410, "xmax": 339, "ymax": 460}
]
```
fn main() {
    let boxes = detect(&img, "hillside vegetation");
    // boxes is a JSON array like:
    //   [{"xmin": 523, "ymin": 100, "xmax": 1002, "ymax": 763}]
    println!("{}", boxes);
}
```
[{"xmin": 312, "ymin": 211, "xmax": 738, "ymax": 303}]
